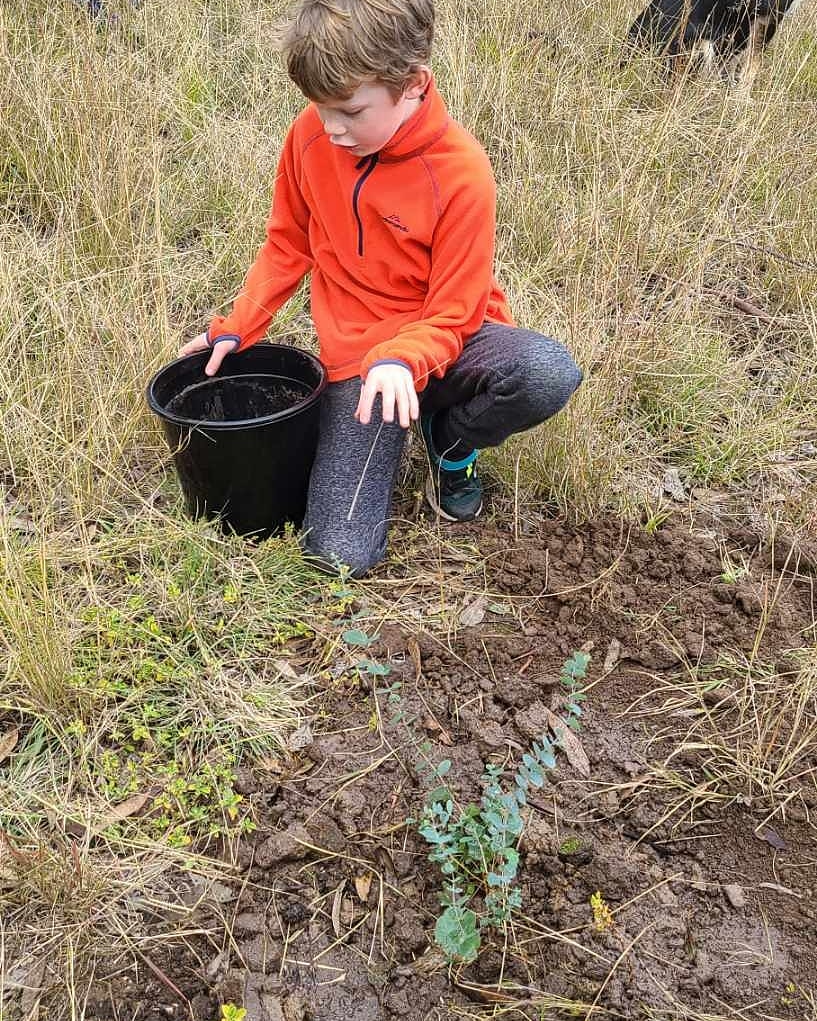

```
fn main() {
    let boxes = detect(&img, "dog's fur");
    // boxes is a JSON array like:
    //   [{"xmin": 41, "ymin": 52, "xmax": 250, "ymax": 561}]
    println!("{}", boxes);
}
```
[{"xmin": 625, "ymin": 0, "xmax": 802, "ymax": 84}]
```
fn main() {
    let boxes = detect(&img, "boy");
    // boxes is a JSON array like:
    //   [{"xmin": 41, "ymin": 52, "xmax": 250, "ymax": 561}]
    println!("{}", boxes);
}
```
[{"xmin": 178, "ymin": 0, "xmax": 582, "ymax": 577}]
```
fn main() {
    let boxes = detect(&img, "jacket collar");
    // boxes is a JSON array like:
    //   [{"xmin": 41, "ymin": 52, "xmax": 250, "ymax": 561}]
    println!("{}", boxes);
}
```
[{"xmin": 377, "ymin": 77, "xmax": 449, "ymax": 164}]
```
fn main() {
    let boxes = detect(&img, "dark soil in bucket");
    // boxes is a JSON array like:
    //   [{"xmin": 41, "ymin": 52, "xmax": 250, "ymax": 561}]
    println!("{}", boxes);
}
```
[{"xmin": 165, "ymin": 374, "xmax": 312, "ymax": 422}]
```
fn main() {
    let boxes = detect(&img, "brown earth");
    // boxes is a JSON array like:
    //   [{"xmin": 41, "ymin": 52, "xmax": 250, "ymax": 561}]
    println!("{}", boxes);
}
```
[{"xmin": 84, "ymin": 505, "xmax": 817, "ymax": 1021}]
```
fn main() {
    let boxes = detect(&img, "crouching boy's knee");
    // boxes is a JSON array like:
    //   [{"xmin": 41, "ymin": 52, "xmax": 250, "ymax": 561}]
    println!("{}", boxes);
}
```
[
  {"xmin": 520, "ymin": 335, "xmax": 583, "ymax": 423},
  {"xmin": 300, "ymin": 529, "xmax": 385, "ymax": 579}
]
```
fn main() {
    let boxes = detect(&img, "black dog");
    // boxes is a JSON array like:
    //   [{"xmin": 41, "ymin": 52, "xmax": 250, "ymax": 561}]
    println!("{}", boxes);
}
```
[{"xmin": 625, "ymin": 0, "xmax": 802, "ymax": 84}]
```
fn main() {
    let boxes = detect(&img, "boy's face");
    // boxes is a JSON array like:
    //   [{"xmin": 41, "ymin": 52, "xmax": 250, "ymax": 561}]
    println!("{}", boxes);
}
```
[{"xmin": 315, "ymin": 75, "xmax": 427, "ymax": 158}]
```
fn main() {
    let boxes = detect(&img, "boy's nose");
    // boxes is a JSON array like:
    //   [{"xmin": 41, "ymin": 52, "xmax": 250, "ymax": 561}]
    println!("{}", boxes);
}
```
[{"xmin": 320, "ymin": 113, "xmax": 345, "ymax": 137}]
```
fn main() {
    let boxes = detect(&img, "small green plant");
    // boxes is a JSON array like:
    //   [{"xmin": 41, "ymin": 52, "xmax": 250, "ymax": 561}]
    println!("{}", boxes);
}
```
[
  {"xmin": 590, "ymin": 890, "xmax": 614, "ymax": 933},
  {"xmin": 720, "ymin": 550, "xmax": 750, "ymax": 584},
  {"xmin": 418, "ymin": 651, "xmax": 590, "ymax": 961},
  {"xmin": 219, "ymin": 1005, "xmax": 247, "ymax": 1021},
  {"xmin": 559, "ymin": 836, "xmax": 583, "ymax": 856},
  {"xmin": 643, "ymin": 499, "xmax": 673, "ymax": 535}
]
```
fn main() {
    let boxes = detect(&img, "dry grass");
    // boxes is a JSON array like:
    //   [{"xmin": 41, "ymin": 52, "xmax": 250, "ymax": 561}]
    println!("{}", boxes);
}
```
[
  {"xmin": 618, "ymin": 645, "xmax": 817, "ymax": 834},
  {"xmin": 1, "ymin": 0, "xmax": 817, "ymax": 1016}
]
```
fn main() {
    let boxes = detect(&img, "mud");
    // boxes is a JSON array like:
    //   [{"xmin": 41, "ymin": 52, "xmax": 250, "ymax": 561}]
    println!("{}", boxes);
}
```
[{"xmin": 85, "ymin": 511, "xmax": 817, "ymax": 1020}]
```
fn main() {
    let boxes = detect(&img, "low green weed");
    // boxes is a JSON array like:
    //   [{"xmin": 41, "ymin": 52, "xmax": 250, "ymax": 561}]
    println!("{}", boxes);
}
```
[
  {"xmin": 559, "ymin": 835, "xmax": 584, "ymax": 856},
  {"xmin": 590, "ymin": 890, "xmax": 614, "ymax": 933},
  {"xmin": 0, "ymin": 524, "xmax": 318, "ymax": 849}
]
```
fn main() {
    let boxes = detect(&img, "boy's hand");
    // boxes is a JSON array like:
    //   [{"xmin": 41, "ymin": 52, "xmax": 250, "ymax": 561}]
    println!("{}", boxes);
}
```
[
  {"xmin": 356, "ymin": 363, "xmax": 419, "ymax": 428},
  {"xmin": 177, "ymin": 332, "xmax": 239, "ymax": 377}
]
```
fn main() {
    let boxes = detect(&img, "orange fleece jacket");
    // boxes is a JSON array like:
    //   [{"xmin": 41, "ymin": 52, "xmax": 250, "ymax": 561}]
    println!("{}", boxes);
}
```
[{"xmin": 207, "ymin": 79, "xmax": 514, "ymax": 390}]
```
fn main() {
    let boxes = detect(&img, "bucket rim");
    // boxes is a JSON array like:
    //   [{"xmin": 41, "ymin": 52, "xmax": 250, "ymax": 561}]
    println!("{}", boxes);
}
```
[{"xmin": 146, "ymin": 344, "xmax": 327, "ymax": 431}]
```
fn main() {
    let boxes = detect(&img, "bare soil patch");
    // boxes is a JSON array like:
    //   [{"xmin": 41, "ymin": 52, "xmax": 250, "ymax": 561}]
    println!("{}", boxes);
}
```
[{"xmin": 83, "ymin": 509, "xmax": 817, "ymax": 1021}]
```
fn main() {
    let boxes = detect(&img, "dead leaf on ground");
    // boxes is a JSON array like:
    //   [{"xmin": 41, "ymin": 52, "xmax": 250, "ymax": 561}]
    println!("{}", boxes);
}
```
[
  {"xmin": 603, "ymin": 638, "xmax": 622, "ymax": 675},
  {"xmin": 354, "ymin": 873, "xmax": 372, "ymax": 901},
  {"xmin": 288, "ymin": 724, "xmax": 314, "ymax": 753},
  {"xmin": 758, "ymin": 881, "xmax": 800, "ymax": 898},
  {"xmin": 331, "ymin": 880, "xmax": 345, "ymax": 937},
  {"xmin": 79, "ymin": 793, "xmax": 151, "ymax": 838},
  {"xmin": 459, "ymin": 595, "xmax": 488, "ymax": 627},
  {"xmin": 407, "ymin": 637, "xmax": 422, "ymax": 683},
  {"xmin": 20, "ymin": 957, "xmax": 46, "ymax": 1020},
  {"xmin": 543, "ymin": 708, "xmax": 590, "ymax": 778},
  {"xmin": 272, "ymin": 658, "xmax": 299, "ymax": 680},
  {"xmin": 756, "ymin": 827, "xmax": 788, "ymax": 850},
  {"xmin": 0, "ymin": 728, "xmax": 19, "ymax": 763}
]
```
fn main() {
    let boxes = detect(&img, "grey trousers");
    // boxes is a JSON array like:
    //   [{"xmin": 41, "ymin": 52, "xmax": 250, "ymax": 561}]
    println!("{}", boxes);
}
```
[{"xmin": 301, "ymin": 323, "xmax": 582, "ymax": 576}]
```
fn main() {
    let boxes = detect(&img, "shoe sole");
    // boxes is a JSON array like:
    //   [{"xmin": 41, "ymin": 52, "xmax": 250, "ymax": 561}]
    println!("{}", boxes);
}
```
[{"xmin": 424, "ymin": 474, "xmax": 483, "ymax": 522}]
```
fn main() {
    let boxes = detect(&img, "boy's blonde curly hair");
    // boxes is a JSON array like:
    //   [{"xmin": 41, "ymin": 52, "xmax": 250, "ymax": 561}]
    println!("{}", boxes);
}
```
[{"xmin": 280, "ymin": 0, "xmax": 434, "ymax": 101}]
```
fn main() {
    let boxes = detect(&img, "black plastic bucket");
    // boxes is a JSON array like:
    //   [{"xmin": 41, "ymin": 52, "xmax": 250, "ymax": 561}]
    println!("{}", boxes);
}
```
[{"xmin": 147, "ymin": 344, "xmax": 326, "ymax": 537}]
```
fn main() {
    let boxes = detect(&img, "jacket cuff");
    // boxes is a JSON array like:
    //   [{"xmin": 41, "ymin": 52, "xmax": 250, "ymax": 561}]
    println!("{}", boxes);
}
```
[
  {"xmin": 206, "ymin": 328, "xmax": 241, "ymax": 351},
  {"xmin": 364, "ymin": 358, "xmax": 413, "ymax": 377}
]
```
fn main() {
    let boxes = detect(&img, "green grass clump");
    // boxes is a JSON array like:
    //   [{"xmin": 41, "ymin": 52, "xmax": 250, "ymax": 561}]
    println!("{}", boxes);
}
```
[{"xmin": 0, "ymin": 516, "xmax": 320, "ymax": 850}]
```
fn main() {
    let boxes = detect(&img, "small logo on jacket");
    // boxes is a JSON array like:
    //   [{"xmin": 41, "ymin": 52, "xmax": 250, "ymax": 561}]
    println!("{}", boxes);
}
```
[{"xmin": 382, "ymin": 213, "xmax": 409, "ymax": 233}]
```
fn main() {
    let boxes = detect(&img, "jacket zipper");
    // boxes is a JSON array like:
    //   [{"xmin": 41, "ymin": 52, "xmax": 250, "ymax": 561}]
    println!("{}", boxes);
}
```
[{"xmin": 352, "ymin": 153, "xmax": 379, "ymax": 257}]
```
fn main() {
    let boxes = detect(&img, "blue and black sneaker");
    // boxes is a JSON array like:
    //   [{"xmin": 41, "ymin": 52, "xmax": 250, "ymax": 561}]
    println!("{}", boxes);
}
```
[{"xmin": 420, "ymin": 413, "xmax": 483, "ymax": 522}]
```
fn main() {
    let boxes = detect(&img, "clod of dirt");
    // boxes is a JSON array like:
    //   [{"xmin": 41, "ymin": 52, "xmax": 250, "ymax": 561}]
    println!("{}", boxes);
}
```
[
  {"xmin": 256, "ymin": 823, "xmax": 312, "ymax": 867},
  {"xmin": 513, "ymin": 700, "xmax": 550, "ymax": 741},
  {"xmin": 235, "ymin": 767, "xmax": 261, "ymax": 795},
  {"xmin": 234, "ymin": 911, "xmax": 267, "ymax": 934},
  {"xmin": 305, "ymin": 812, "xmax": 348, "ymax": 853},
  {"xmin": 459, "ymin": 709, "xmax": 506, "ymax": 754},
  {"xmin": 244, "ymin": 974, "xmax": 287, "ymax": 1021},
  {"xmin": 723, "ymin": 883, "xmax": 747, "ymax": 908}
]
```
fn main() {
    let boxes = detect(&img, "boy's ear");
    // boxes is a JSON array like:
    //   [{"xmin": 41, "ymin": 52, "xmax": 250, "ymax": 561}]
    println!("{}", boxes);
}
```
[{"xmin": 403, "ymin": 65, "xmax": 432, "ymax": 101}]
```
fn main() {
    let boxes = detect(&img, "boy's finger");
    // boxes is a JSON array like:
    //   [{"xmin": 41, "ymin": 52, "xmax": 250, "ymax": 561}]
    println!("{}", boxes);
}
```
[
  {"xmin": 409, "ymin": 384, "xmax": 420, "ymax": 421},
  {"xmin": 204, "ymin": 338, "xmax": 238, "ymax": 377},
  {"xmin": 395, "ymin": 382, "xmax": 410, "ymax": 429},
  {"xmin": 178, "ymin": 332, "xmax": 208, "ymax": 357},
  {"xmin": 380, "ymin": 382, "xmax": 395, "ymax": 423},
  {"xmin": 356, "ymin": 381, "xmax": 375, "ymax": 425}
]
